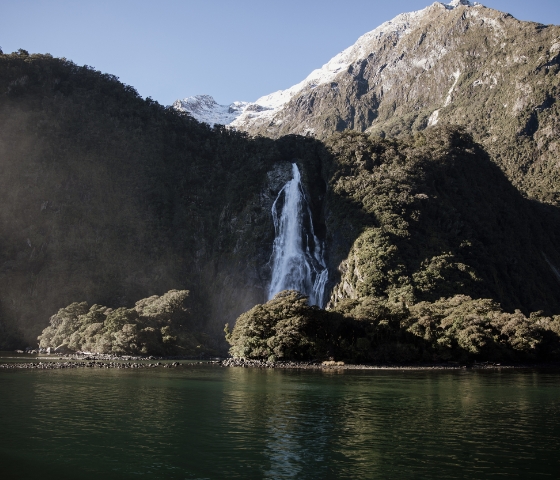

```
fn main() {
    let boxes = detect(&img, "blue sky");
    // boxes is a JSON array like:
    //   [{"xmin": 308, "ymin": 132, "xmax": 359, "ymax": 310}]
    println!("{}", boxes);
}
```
[{"xmin": 1, "ymin": 1, "xmax": 559, "ymax": 106}]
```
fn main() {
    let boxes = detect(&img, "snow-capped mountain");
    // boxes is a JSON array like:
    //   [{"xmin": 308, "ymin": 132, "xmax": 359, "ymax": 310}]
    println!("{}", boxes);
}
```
[
  {"xmin": 227, "ymin": 0, "xmax": 483, "ymax": 133},
  {"xmin": 173, "ymin": 0, "xmax": 560, "ymax": 206},
  {"xmin": 173, "ymin": 95, "xmax": 249, "ymax": 127},
  {"xmin": 174, "ymin": 0, "xmax": 482, "ymax": 131}
]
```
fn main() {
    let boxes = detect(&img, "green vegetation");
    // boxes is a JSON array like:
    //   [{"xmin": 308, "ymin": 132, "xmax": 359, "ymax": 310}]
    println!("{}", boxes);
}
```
[
  {"xmin": 323, "ymin": 127, "xmax": 560, "ymax": 315},
  {"xmin": 225, "ymin": 290, "xmax": 349, "ymax": 362},
  {"xmin": 227, "ymin": 290, "xmax": 560, "ymax": 363},
  {"xmin": 37, "ymin": 290, "xmax": 214, "ymax": 355},
  {"xmin": 1, "ymin": 51, "xmax": 559, "ymax": 361},
  {"xmin": 226, "ymin": 127, "xmax": 560, "ymax": 364},
  {"xmin": 0, "ymin": 50, "xmax": 285, "ymax": 348}
]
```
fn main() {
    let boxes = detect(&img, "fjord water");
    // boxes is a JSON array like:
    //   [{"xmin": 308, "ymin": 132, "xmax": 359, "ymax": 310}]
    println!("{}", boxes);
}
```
[
  {"xmin": 268, "ymin": 163, "xmax": 328, "ymax": 307},
  {"xmin": 1, "ymin": 362, "xmax": 559, "ymax": 479}
]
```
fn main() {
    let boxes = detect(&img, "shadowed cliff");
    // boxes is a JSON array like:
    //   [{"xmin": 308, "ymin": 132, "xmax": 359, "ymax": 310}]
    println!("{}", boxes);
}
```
[
  {"xmin": 0, "ymin": 51, "xmax": 286, "ymax": 348},
  {"xmin": 1, "ymin": 51, "xmax": 559, "ymax": 352},
  {"xmin": 322, "ymin": 128, "xmax": 560, "ymax": 314}
]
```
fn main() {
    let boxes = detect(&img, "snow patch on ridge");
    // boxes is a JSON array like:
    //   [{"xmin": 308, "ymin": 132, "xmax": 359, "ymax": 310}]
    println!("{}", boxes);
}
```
[
  {"xmin": 445, "ymin": 0, "xmax": 481, "ymax": 8},
  {"xmin": 428, "ymin": 109, "xmax": 440, "ymax": 126},
  {"xmin": 173, "ymin": 95, "xmax": 249, "ymax": 127}
]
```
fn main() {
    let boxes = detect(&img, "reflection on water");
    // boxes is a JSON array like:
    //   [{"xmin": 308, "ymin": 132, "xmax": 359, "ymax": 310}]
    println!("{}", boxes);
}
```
[{"xmin": 1, "ymin": 365, "xmax": 560, "ymax": 479}]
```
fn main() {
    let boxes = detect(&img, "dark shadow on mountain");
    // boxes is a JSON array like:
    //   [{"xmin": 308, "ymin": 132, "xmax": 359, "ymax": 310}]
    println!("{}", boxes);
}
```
[
  {"xmin": 0, "ymin": 52, "xmax": 284, "ymax": 348},
  {"xmin": 0, "ymin": 51, "xmax": 559, "ymax": 353},
  {"xmin": 321, "ymin": 126, "xmax": 560, "ymax": 315}
]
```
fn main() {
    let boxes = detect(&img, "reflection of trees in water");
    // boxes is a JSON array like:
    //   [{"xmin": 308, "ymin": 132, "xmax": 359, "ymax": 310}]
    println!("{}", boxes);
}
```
[
  {"xmin": 332, "ymin": 373, "xmax": 482, "ymax": 476},
  {"xmin": 330, "ymin": 371, "xmax": 560, "ymax": 478},
  {"xmin": 33, "ymin": 369, "xmax": 179, "ymax": 436},
  {"xmin": 8, "ymin": 367, "xmax": 560, "ymax": 478},
  {"xmin": 222, "ymin": 369, "xmax": 560, "ymax": 478},
  {"xmin": 28, "ymin": 369, "xmax": 198, "ymax": 476},
  {"xmin": 222, "ymin": 368, "xmax": 344, "ymax": 478}
]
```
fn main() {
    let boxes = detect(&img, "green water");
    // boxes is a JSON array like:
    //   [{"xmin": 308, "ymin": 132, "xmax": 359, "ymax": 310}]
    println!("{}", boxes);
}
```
[{"xmin": 1, "ymin": 360, "xmax": 559, "ymax": 479}]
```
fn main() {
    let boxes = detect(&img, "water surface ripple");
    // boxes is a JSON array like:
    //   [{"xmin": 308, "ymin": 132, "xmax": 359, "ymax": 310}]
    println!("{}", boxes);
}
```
[{"xmin": 1, "ymin": 365, "xmax": 559, "ymax": 479}]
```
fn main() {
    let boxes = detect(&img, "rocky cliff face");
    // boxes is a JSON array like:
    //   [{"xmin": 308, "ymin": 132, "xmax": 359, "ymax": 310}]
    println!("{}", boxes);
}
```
[
  {"xmin": 186, "ymin": 1, "xmax": 559, "ymax": 206},
  {"xmin": 201, "ymin": 162, "xmax": 293, "ymax": 332}
]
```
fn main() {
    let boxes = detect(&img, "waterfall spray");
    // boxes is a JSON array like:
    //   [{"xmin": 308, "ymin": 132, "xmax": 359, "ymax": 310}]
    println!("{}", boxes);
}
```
[{"xmin": 268, "ymin": 163, "xmax": 328, "ymax": 307}]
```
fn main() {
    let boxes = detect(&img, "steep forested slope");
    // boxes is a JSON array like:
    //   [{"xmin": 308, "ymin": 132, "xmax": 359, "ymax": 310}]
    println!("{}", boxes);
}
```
[
  {"xmin": 322, "ymin": 128, "xmax": 560, "ymax": 313},
  {"xmin": 0, "ymin": 50, "xmax": 289, "ymax": 348},
  {"xmin": 1, "ymin": 50, "xmax": 559, "ymax": 356}
]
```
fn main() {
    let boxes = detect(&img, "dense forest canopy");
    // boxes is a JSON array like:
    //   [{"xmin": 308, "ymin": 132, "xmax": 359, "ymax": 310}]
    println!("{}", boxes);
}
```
[
  {"xmin": 1, "ymin": 51, "xmax": 559, "ymax": 361},
  {"xmin": 322, "ymin": 128, "xmax": 560, "ymax": 313},
  {"xmin": 0, "ymin": 51, "xmax": 282, "ymax": 350},
  {"xmin": 226, "ymin": 290, "xmax": 560, "ymax": 363}
]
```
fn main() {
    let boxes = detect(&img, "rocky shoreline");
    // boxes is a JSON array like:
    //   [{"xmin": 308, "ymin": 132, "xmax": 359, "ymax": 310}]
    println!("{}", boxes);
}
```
[
  {"xmin": 219, "ymin": 358, "xmax": 560, "ymax": 370},
  {"xmin": 3, "ymin": 352, "xmax": 560, "ymax": 371},
  {"xmin": 219, "ymin": 358, "xmax": 491, "ymax": 370},
  {"xmin": 0, "ymin": 360, "xmax": 217, "ymax": 370}
]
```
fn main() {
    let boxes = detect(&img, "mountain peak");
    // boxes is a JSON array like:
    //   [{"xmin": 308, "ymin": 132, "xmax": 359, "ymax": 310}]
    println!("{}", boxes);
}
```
[
  {"xmin": 226, "ymin": 0, "xmax": 488, "ymax": 131},
  {"xmin": 173, "ymin": 95, "xmax": 249, "ymax": 127}
]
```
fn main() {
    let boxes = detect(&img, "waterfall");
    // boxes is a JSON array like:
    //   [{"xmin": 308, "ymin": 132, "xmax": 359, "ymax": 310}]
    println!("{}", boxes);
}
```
[{"xmin": 268, "ymin": 163, "xmax": 329, "ymax": 307}]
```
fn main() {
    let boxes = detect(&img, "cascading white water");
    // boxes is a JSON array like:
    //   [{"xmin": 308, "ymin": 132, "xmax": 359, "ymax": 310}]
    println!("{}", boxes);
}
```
[{"xmin": 268, "ymin": 163, "xmax": 329, "ymax": 307}]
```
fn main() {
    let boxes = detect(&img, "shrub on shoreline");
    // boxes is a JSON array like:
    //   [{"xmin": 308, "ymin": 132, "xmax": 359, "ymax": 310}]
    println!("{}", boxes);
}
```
[
  {"xmin": 38, "ymin": 290, "xmax": 214, "ymax": 356},
  {"xmin": 226, "ymin": 290, "xmax": 560, "ymax": 363}
]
